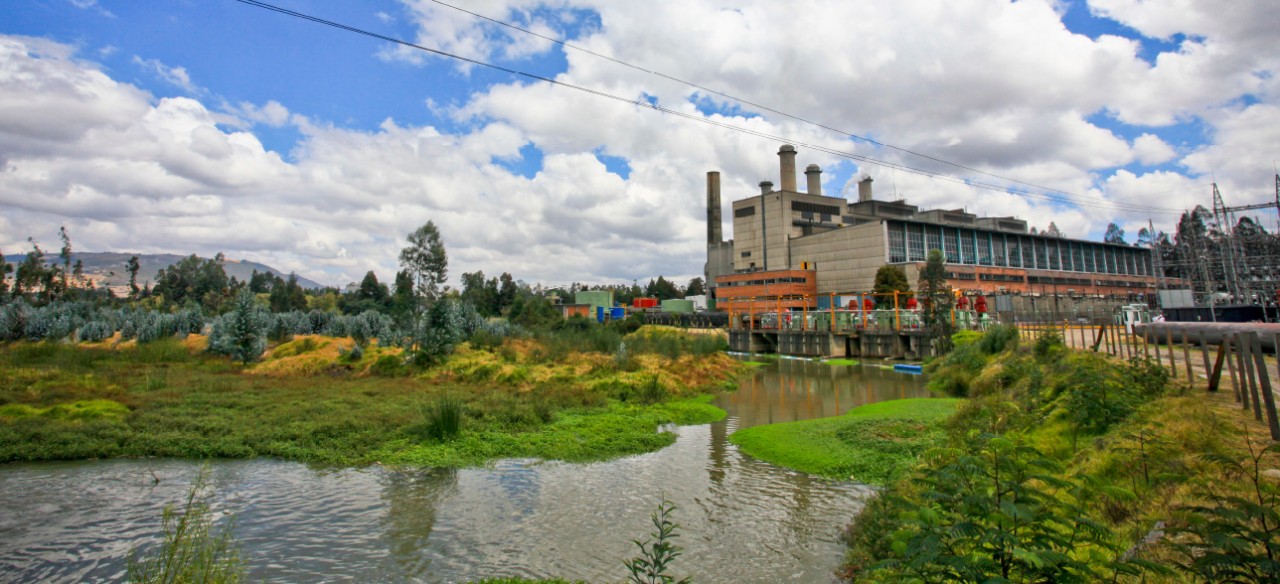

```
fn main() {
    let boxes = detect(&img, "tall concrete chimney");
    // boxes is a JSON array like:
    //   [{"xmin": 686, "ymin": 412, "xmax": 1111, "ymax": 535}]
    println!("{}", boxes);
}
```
[
  {"xmin": 706, "ymin": 171, "xmax": 722, "ymax": 244},
  {"xmin": 778, "ymin": 145, "xmax": 797, "ymax": 192},
  {"xmin": 759, "ymin": 180, "xmax": 773, "ymax": 195},
  {"xmin": 805, "ymin": 164, "xmax": 822, "ymax": 196},
  {"xmin": 858, "ymin": 176, "xmax": 874, "ymax": 202}
]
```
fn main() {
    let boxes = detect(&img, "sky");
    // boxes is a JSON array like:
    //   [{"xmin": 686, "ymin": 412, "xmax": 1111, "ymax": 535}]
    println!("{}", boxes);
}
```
[{"xmin": 1, "ymin": 0, "xmax": 1278, "ymax": 289}]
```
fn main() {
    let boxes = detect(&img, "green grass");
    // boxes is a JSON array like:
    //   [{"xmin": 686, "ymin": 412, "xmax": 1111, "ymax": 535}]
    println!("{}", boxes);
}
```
[
  {"xmin": 0, "ymin": 339, "xmax": 738, "ymax": 466},
  {"xmin": 822, "ymin": 358, "xmax": 860, "ymax": 366},
  {"xmin": 729, "ymin": 398, "xmax": 960, "ymax": 484},
  {"xmin": 378, "ymin": 397, "xmax": 726, "ymax": 467}
]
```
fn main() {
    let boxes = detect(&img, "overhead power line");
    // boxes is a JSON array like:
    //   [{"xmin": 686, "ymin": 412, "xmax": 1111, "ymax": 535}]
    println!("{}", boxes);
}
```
[
  {"xmin": 425, "ymin": 0, "xmax": 1090, "ymax": 201},
  {"xmin": 230, "ymin": 0, "xmax": 1188, "ymax": 215}
]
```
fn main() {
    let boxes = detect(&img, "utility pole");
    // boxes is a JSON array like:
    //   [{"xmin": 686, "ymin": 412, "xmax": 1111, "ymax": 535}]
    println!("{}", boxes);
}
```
[{"xmin": 1211, "ymin": 182, "xmax": 1244, "ymax": 302}]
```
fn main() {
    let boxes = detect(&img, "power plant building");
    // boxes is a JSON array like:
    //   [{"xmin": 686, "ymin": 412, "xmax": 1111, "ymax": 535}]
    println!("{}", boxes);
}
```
[{"xmin": 705, "ymin": 145, "xmax": 1161, "ymax": 311}]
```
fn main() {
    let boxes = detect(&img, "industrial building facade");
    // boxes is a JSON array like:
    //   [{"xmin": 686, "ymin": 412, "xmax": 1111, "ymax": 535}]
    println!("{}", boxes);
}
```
[{"xmin": 706, "ymin": 145, "xmax": 1160, "ymax": 311}]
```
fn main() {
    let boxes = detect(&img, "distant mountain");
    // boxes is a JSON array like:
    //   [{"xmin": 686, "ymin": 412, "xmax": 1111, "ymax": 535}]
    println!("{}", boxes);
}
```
[{"xmin": 1, "ymin": 252, "xmax": 326, "ymax": 291}]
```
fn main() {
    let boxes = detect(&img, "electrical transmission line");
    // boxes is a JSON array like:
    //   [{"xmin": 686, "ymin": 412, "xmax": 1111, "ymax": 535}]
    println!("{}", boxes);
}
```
[{"xmin": 231, "ymin": 0, "xmax": 1188, "ymax": 215}]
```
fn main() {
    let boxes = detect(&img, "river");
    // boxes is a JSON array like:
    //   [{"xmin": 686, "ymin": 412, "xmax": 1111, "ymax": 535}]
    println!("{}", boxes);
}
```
[{"xmin": 0, "ymin": 358, "xmax": 929, "ymax": 583}]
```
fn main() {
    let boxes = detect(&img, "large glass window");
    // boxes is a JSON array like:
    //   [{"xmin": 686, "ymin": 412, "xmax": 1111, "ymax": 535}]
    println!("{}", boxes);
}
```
[
  {"xmin": 907, "ymin": 223, "xmax": 925, "ymax": 262},
  {"xmin": 1034, "ymin": 239, "xmax": 1048, "ymax": 270},
  {"xmin": 927, "ymin": 225, "xmax": 943, "ymax": 254},
  {"xmin": 992, "ymin": 234, "xmax": 1007, "ymax": 267},
  {"xmin": 977, "ymin": 232, "xmax": 992, "ymax": 265},
  {"xmin": 1008, "ymin": 235, "xmax": 1022, "ymax": 267},
  {"xmin": 888, "ymin": 222, "xmax": 906, "ymax": 263},
  {"xmin": 1023, "ymin": 237, "xmax": 1037, "ymax": 269},
  {"xmin": 960, "ymin": 229, "xmax": 976, "ymax": 264},
  {"xmin": 944, "ymin": 228, "xmax": 960, "ymax": 263},
  {"xmin": 1106, "ymin": 248, "xmax": 1117, "ymax": 274},
  {"xmin": 1084, "ymin": 244, "xmax": 1096, "ymax": 273}
]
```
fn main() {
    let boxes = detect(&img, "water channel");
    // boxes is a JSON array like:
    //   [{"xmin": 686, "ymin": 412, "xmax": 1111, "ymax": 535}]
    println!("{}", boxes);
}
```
[{"xmin": 0, "ymin": 359, "xmax": 930, "ymax": 583}]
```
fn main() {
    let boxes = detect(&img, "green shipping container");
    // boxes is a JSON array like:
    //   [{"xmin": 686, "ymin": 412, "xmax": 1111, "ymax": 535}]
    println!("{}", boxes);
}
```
[
  {"xmin": 574, "ymin": 290, "xmax": 614, "ymax": 315},
  {"xmin": 660, "ymin": 299, "xmax": 695, "ymax": 314}
]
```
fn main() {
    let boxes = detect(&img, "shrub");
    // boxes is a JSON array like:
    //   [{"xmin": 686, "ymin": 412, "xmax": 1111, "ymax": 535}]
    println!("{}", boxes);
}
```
[
  {"xmin": 416, "ymin": 395, "xmax": 464, "ymax": 441},
  {"xmin": 369, "ymin": 354, "xmax": 407, "ymax": 377},
  {"xmin": 1033, "ymin": 330, "xmax": 1065, "ymax": 361},
  {"xmin": 127, "ymin": 467, "xmax": 244, "ymax": 584},
  {"xmin": 977, "ymin": 323, "xmax": 1019, "ymax": 354},
  {"xmin": 623, "ymin": 498, "xmax": 691, "ymax": 584},
  {"xmin": 77, "ymin": 320, "xmax": 114, "ymax": 343},
  {"xmin": 207, "ymin": 290, "xmax": 268, "ymax": 363},
  {"xmin": 637, "ymin": 376, "xmax": 668, "ymax": 405}
]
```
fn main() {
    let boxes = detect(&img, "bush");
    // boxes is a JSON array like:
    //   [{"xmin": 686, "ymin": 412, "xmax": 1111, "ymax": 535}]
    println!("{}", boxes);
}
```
[
  {"xmin": 624, "ymin": 498, "xmax": 691, "ymax": 584},
  {"xmin": 77, "ymin": 320, "xmax": 114, "ymax": 343},
  {"xmin": 370, "ymin": 354, "xmax": 407, "ymax": 377},
  {"xmin": 1034, "ymin": 330, "xmax": 1065, "ymax": 361},
  {"xmin": 977, "ymin": 323, "xmax": 1019, "ymax": 354},
  {"xmin": 416, "ymin": 395, "xmax": 464, "ymax": 441},
  {"xmin": 207, "ymin": 290, "xmax": 268, "ymax": 363},
  {"xmin": 127, "ymin": 467, "xmax": 244, "ymax": 584}
]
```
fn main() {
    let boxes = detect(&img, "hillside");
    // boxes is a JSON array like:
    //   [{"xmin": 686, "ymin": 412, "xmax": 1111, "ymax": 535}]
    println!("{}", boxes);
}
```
[{"xmin": 1, "ymin": 252, "xmax": 326, "ymax": 291}]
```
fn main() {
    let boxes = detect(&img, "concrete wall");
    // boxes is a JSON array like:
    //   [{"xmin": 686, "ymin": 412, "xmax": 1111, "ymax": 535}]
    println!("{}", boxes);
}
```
[{"xmin": 788, "ymin": 223, "xmax": 887, "ymax": 293}]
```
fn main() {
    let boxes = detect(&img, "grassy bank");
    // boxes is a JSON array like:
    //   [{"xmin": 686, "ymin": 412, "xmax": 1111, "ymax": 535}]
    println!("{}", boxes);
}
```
[
  {"xmin": 729, "ymin": 398, "xmax": 960, "ymax": 485},
  {"xmin": 840, "ymin": 325, "xmax": 1280, "ymax": 582},
  {"xmin": 0, "ymin": 327, "xmax": 741, "ymax": 466}
]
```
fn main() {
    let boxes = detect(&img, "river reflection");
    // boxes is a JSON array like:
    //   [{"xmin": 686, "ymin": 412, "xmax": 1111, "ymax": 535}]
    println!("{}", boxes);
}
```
[{"xmin": 0, "ymin": 359, "xmax": 929, "ymax": 583}]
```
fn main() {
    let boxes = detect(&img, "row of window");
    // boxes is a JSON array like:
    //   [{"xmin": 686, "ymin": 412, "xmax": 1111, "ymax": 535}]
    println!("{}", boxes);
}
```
[
  {"xmin": 950, "ymin": 272, "xmax": 1152, "ymax": 287},
  {"xmin": 887, "ymin": 221, "xmax": 1152, "ymax": 276},
  {"xmin": 720, "ymin": 276, "xmax": 810, "ymax": 288},
  {"xmin": 1026, "ymin": 276, "xmax": 1151, "ymax": 287},
  {"xmin": 791, "ymin": 201, "xmax": 843, "ymax": 216}
]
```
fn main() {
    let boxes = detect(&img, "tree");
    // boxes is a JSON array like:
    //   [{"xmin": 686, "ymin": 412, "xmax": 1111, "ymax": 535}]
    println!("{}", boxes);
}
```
[
  {"xmin": 269, "ymin": 273, "xmax": 307, "ymax": 313},
  {"xmin": 58, "ymin": 225, "xmax": 72, "ymax": 294},
  {"xmin": 210, "ymin": 288, "xmax": 267, "ymax": 363},
  {"xmin": 1044, "ymin": 222, "xmax": 1063, "ymax": 238},
  {"xmin": 459, "ymin": 270, "xmax": 497, "ymax": 316},
  {"xmin": 1104, "ymin": 222, "xmax": 1127, "ymax": 245},
  {"xmin": 126, "ymin": 255, "xmax": 141, "ymax": 299},
  {"xmin": 872, "ymin": 265, "xmax": 910, "ymax": 307},
  {"xmin": 399, "ymin": 221, "xmax": 449, "ymax": 360},
  {"xmin": 13, "ymin": 238, "xmax": 57, "ymax": 305},
  {"xmin": 497, "ymin": 272, "xmax": 517, "ymax": 314},
  {"xmin": 1135, "ymin": 227, "xmax": 1154, "ymax": 248},
  {"xmin": 153, "ymin": 255, "xmax": 231, "ymax": 311},
  {"xmin": 645, "ymin": 276, "xmax": 680, "ymax": 301},
  {"xmin": 0, "ymin": 249, "xmax": 12, "ymax": 302},
  {"xmin": 399, "ymin": 221, "xmax": 448, "ymax": 307},
  {"xmin": 391, "ymin": 269, "xmax": 415, "ymax": 323},
  {"xmin": 685, "ymin": 277, "xmax": 705, "ymax": 297},
  {"xmin": 356, "ymin": 271, "xmax": 389, "ymax": 303},
  {"xmin": 918, "ymin": 249, "xmax": 955, "ymax": 353},
  {"xmin": 247, "ymin": 270, "xmax": 276, "ymax": 294}
]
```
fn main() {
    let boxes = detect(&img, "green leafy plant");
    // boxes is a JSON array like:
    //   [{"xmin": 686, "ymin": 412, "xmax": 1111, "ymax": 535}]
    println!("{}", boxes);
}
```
[
  {"xmin": 127, "ymin": 466, "xmax": 244, "ymax": 584},
  {"xmin": 1169, "ymin": 432, "xmax": 1280, "ymax": 582},
  {"xmin": 418, "ymin": 395, "xmax": 464, "ymax": 441},
  {"xmin": 624, "ymin": 498, "xmax": 692, "ymax": 584}
]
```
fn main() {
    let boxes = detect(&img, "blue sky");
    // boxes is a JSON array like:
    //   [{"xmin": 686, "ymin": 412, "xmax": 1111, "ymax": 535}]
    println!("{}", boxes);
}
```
[{"xmin": 1, "ymin": 0, "xmax": 1277, "ymax": 287}]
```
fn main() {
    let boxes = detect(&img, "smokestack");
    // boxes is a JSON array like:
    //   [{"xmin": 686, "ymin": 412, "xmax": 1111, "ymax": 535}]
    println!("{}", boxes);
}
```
[
  {"xmin": 759, "ymin": 180, "xmax": 773, "ymax": 195},
  {"xmin": 858, "ymin": 176, "xmax": 874, "ymax": 202},
  {"xmin": 805, "ymin": 164, "xmax": 822, "ymax": 196},
  {"xmin": 706, "ymin": 171, "xmax": 722, "ymax": 244},
  {"xmin": 777, "ymin": 145, "xmax": 797, "ymax": 192}
]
